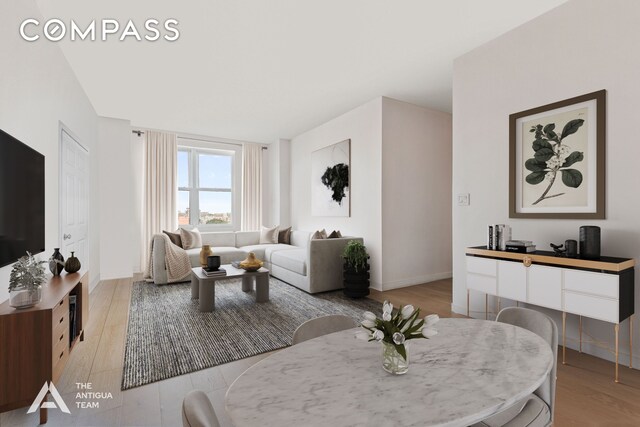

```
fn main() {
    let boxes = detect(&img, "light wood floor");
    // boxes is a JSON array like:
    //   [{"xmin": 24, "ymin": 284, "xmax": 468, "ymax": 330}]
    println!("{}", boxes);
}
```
[{"xmin": 1, "ymin": 277, "xmax": 639, "ymax": 426}]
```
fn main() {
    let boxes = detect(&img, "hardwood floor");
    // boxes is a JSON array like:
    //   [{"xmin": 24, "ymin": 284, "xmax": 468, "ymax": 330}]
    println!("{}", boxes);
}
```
[{"xmin": 1, "ymin": 277, "xmax": 639, "ymax": 426}]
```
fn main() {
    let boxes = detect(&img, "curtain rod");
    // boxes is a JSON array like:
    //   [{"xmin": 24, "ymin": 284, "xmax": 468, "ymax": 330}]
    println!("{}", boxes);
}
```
[{"xmin": 133, "ymin": 129, "xmax": 268, "ymax": 149}]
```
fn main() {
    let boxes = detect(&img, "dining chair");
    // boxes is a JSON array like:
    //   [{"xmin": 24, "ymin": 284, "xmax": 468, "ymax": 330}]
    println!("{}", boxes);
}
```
[
  {"xmin": 472, "ymin": 307, "xmax": 558, "ymax": 427},
  {"xmin": 182, "ymin": 390, "xmax": 220, "ymax": 427},
  {"xmin": 292, "ymin": 314, "xmax": 357, "ymax": 345}
]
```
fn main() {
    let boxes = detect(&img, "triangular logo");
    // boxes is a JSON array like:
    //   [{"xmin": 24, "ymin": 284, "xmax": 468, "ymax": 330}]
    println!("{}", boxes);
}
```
[{"xmin": 27, "ymin": 382, "xmax": 71, "ymax": 414}]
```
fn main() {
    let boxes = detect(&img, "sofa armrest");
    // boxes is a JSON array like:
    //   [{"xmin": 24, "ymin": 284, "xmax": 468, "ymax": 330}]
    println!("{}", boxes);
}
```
[
  {"xmin": 152, "ymin": 234, "xmax": 169, "ymax": 285},
  {"xmin": 308, "ymin": 237, "xmax": 364, "ymax": 293}
]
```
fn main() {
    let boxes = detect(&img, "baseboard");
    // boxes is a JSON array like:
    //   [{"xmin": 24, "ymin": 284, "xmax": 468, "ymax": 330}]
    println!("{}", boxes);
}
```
[
  {"xmin": 90, "ymin": 275, "xmax": 101, "ymax": 292},
  {"xmin": 381, "ymin": 272, "xmax": 452, "ymax": 291}
]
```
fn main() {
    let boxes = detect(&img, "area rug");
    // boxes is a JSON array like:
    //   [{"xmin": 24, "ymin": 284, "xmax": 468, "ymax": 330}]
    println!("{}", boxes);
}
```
[{"xmin": 121, "ymin": 277, "xmax": 381, "ymax": 390}]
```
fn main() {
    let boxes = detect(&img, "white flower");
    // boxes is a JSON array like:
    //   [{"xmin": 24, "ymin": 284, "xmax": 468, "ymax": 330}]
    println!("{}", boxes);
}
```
[
  {"xmin": 392, "ymin": 332, "xmax": 405, "ymax": 345},
  {"xmin": 372, "ymin": 329, "xmax": 384, "ymax": 341},
  {"xmin": 363, "ymin": 311, "xmax": 377, "ymax": 321},
  {"xmin": 361, "ymin": 319, "xmax": 376, "ymax": 328},
  {"xmin": 422, "ymin": 327, "xmax": 438, "ymax": 338},
  {"xmin": 382, "ymin": 312, "xmax": 392, "ymax": 321},
  {"xmin": 424, "ymin": 314, "xmax": 439, "ymax": 327},
  {"xmin": 383, "ymin": 301, "xmax": 393, "ymax": 315},
  {"xmin": 355, "ymin": 330, "xmax": 370, "ymax": 341},
  {"xmin": 401, "ymin": 305, "xmax": 415, "ymax": 319}
]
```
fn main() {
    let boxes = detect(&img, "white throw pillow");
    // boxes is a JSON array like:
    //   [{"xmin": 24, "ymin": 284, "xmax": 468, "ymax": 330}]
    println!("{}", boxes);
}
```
[
  {"xmin": 311, "ymin": 229, "xmax": 327, "ymax": 240},
  {"xmin": 260, "ymin": 226, "xmax": 279, "ymax": 244},
  {"xmin": 180, "ymin": 228, "xmax": 202, "ymax": 249}
]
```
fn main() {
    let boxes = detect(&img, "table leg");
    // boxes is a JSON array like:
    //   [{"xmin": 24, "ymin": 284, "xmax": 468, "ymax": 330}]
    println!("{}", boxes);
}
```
[
  {"xmin": 630, "ymin": 315, "xmax": 634, "ymax": 369},
  {"xmin": 562, "ymin": 311, "xmax": 566, "ymax": 365},
  {"xmin": 615, "ymin": 323, "xmax": 620, "ymax": 383},
  {"xmin": 579, "ymin": 315, "xmax": 583, "ymax": 353},
  {"xmin": 242, "ymin": 276, "xmax": 254, "ymax": 293},
  {"xmin": 199, "ymin": 279, "xmax": 215, "ymax": 312},
  {"xmin": 466, "ymin": 289, "xmax": 470, "ymax": 317},
  {"xmin": 255, "ymin": 274, "xmax": 269, "ymax": 303},
  {"xmin": 191, "ymin": 272, "xmax": 199, "ymax": 299}
]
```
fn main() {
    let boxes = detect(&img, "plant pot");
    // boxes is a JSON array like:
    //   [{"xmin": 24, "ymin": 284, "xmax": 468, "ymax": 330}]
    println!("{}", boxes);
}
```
[
  {"xmin": 9, "ymin": 286, "xmax": 42, "ymax": 309},
  {"xmin": 343, "ymin": 262, "xmax": 370, "ymax": 298}
]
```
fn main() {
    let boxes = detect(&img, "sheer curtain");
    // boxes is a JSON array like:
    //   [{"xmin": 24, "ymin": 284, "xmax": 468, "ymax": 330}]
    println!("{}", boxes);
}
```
[
  {"xmin": 142, "ymin": 130, "xmax": 178, "ymax": 268},
  {"xmin": 241, "ymin": 144, "xmax": 263, "ymax": 231}
]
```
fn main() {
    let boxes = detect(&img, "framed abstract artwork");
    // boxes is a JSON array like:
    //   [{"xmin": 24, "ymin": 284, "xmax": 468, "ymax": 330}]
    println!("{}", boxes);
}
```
[
  {"xmin": 509, "ymin": 90, "xmax": 606, "ymax": 219},
  {"xmin": 311, "ymin": 139, "xmax": 350, "ymax": 217}
]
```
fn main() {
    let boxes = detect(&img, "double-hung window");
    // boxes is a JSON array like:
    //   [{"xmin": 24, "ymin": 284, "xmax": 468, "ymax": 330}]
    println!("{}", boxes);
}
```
[{"xmin": 177, "ymin": 142, "xmax": 240, "ymax": 230}]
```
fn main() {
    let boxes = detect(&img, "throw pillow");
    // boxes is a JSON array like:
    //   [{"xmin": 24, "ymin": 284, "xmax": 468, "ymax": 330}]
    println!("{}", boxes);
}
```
[
  {"xmin": 260, "ymin": 225, "xmax": 280, "ymax": 244},
  {"xmin": 320, "ymin": 229, "xmax": 328, "ymax": 239},
  {"xmin": 163, "ymin": 230, "xmax": 183, "ymax": 248},
  {"xmin": 278, "ymin": 226, "xmax": 292, "ymax": 244},
  {"xmin": 180, "ymin": 228, "xmax": 202, "ymax": 250},
  {"xmin": 311, "ymin": 229, "xmax": 326, "ymax": 240},
  {"xmin": 328, "ymin": 230, "xmax": 342, "ymax": 239}
]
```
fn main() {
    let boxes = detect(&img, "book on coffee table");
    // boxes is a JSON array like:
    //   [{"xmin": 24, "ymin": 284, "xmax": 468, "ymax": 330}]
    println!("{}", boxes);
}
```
[{"xmin": 202, "ymin": 267, "xmax": 226, "ymax": 277}]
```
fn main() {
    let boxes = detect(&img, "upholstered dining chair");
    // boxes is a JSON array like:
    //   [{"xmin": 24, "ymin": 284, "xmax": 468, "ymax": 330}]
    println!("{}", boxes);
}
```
[
  {"xmin": 182, "ymin": 390, "xmax": 220, "ymax": 427},
  {"xmin": 472, "ymin": 307, "xmax": 558, "ymax": 427},
  {"xmin": 292, "ymin": 314, "xmax": 357, "ymax": 345}
]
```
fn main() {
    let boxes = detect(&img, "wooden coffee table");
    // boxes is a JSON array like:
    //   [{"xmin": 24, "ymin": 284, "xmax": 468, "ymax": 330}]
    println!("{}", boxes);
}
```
[{"xmin": 191, "ymin": 264, "xmax": 270, "ymax": 312}]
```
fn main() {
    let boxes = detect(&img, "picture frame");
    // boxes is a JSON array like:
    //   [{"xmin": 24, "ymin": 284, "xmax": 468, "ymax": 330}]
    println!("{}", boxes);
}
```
[
  {"xmin": 311, "ymin": 139, "xmax": 351, "ymax": 217},
  {"xmin": 509, "ymin": 90, "xmax": 606, "ymax": 219}
]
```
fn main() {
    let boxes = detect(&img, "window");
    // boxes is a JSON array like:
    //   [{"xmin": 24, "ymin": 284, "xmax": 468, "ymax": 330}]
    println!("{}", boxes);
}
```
[{"xmin": 177, "ymin": 145, "xmax": 238, "ymax": 229}]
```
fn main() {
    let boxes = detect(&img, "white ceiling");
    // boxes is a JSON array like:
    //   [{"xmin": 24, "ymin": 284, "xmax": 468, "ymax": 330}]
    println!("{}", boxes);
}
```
[{"xmin": 36, "ymin": 0, "xmax": 567, "ymax": 143}]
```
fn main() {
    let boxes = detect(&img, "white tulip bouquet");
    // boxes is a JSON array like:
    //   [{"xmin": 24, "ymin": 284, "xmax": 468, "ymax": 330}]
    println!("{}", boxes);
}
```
[{"xmin": 357, "ymin": 301, "xmax": 439, "ymax": 361}]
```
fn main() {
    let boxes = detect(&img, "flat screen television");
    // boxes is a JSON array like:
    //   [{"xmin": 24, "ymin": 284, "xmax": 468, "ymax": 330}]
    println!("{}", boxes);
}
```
[{"xmin": 0, "ymin": 129, "xmax": 45, "ymax": 268}]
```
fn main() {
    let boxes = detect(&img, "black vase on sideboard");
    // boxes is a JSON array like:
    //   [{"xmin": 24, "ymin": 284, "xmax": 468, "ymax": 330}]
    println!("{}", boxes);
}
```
[
  {"xmin": 49, "ymin": 248, "xmax": 65, "ymax": 276},
  {"xmin": 64, "ymin": 251, "xmax": 81, "ymax": 274},
  {"xmin": 579, "ymin": 226, "xmax": 601, "ymax": 260}
]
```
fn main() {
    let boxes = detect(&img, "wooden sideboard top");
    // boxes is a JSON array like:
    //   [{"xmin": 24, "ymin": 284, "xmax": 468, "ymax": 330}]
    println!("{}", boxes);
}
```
[
  {"xmin": 0, "ymin": 270, "xmax": 88, "ymax": 315},
  {"xmin": 466, "ymin": 246, "xmax": 635, "ymax": 273}
]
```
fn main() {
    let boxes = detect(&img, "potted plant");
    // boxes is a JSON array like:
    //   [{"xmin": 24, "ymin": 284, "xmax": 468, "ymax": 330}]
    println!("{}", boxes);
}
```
[
  {"xmin": 342, "ymin": 240, "xmax": 370, "ymax": 298},
  {"xmin": 8, "ymin": 252, "xmax": 47, "ymax": 309}
]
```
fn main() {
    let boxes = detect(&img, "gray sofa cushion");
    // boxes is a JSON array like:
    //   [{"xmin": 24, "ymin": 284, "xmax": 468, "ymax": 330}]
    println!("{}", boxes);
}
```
[
  {"xmin": 271, "ymin": 249, "xmax": 307, "ymax": 276},
  {"xmin": 238, "ymin": 244, "xmax": 287, "ymax": 261},
  {"xmin": 185, "ymin": 247, "xmax": 247, "ymax": 267},
  {"xmin": 264, "ymin": 244, "xmax": 298, "ymax": 262},
  {"xmin": 201, "ymin": 232, "xmax": 236, "ymax": 247}
]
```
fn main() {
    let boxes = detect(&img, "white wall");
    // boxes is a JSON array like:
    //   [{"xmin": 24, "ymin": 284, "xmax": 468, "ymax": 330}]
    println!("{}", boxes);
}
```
[
  {"xmin": 97, "ymin": 117, "xmax": 134, "ymax": 279},
  {"xmin": 381, "ymin": 98, "xmax": 452, "ymax": 288},
  {"xmin": 0, "ymin": 0, "xmax": 100, "ymax": 302},
  {"xmin": 452, "ymin": 0, "xmax": 640, "ymax": 366},
  {"xmin": 291, "ymin": 98, "xmax": 384, "ymax": 288}
]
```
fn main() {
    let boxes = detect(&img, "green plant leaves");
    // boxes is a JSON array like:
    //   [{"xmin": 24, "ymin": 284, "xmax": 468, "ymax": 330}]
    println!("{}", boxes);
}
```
[
  {"xmin": 561, "ymin": 119, "xmax": 585, "ymax": 139},
  {"xmin": 525, "ymin": 158, "xmax": 547, "ymax": 172},
  {"xmin": 561, "ymin": 151, "xmax": 584, "ymax": 168},
  {"xmin": 534, "ymin": 148, "xmax": 554, "ymax": 162},
  {"xmin": 532, "ymin": 139, "xmax": 552, "ymax": 152},
  {"xmin": 526, "ymin": 171, "xmax": 547, "ymax": 185},
  {"xmin": 561, "ymin": 169, "xmax": 583, "ymax": 187}
]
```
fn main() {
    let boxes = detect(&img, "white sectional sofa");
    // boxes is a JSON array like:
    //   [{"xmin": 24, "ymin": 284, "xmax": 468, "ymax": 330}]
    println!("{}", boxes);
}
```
[{"xmin": 151, "ymin": 230, "xmax": 362, "ymax": 294}]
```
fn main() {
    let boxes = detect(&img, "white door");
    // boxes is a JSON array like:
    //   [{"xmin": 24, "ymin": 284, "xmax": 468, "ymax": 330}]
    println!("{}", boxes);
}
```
[{"xmin": 60, "ymin": 127, "xmax": 89, "ymax": 267}]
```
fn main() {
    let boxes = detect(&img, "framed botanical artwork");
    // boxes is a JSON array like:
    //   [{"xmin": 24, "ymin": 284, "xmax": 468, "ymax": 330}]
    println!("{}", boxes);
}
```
[
  {"xmin": 509, "ymin": 90, "xmax": 606, "ymax": 219},
  {"xmin": 311, "ymin": 139, "xmax": 350, "ymax": 217}
]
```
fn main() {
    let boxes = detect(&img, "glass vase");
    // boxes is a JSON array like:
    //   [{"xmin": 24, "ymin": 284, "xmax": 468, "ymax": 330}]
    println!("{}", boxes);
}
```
[{"xmin": 382, "ymin": 341, "xmax": 409, "ymax": 375}]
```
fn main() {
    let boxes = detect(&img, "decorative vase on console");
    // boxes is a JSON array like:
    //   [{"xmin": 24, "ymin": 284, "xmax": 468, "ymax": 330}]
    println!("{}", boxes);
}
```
[
  {"xmin": 9, "ymin": 252, "xmax": 46, "ymax": 309},
  {"xmin": 64, "ymin": 251, "xmax": 81, "ymax": 274},
  {"xmin": 199, "ymin": 245, "xmax": 213, "ymax": 268},
  {"xmin": 49, "ymin": 248, "xmax": 65, "ymax": 276}
]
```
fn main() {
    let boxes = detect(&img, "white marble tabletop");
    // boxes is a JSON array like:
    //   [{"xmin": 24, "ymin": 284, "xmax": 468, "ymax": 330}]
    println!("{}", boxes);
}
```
[{"xmin": 225, "ymin": 318, "xmax": 553, "ymax": 427}]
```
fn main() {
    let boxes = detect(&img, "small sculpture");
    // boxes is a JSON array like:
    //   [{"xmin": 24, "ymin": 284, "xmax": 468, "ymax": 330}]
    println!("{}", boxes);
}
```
[
  {"xmin": 550, "ymin": 243, "xmax": 566, "ymax": 257},
  {"xmin": 240, "ymin": 252, "xmax": 263, "ymax": 272}
]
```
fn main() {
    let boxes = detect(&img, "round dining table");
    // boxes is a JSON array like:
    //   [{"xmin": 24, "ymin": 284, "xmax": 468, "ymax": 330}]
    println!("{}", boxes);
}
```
[{"xmin": 225, "ymin": 318, "xmax": 554, "ymax": 427}]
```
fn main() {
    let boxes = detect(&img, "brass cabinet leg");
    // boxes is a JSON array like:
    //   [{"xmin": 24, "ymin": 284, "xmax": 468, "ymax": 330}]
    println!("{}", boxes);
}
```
[
  {"xmin": 562, "ymin": 311, "xmax": 566, "ymax": 365},
  {"xmin": 615, "ymin": 323, "xmax": 620, "ymax": 383},
  {"xmin": 485, "ymin": 294, "xmax": 488, "ymax": 320},
  {"xmin": 579, "ymin": 315, "xmax": 583, "ymax": 353},
  {"xmin": 467, "ymin": 289, "xmax": 470, "ymax": 317},
  {"xmin": 630, "ymin": 315, "xmax": 634, "ymax": 369}
]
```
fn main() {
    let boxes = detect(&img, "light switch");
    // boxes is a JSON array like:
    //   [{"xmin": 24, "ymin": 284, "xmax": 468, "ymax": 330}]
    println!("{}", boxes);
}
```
[{"xmin": 457, "ymin": 193, "xmax": 470, "ymax": 206}]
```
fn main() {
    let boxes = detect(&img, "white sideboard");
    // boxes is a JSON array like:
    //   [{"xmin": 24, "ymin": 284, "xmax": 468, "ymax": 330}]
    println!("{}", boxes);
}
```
[{"xmin": 465, "ymin": 246, "xmax": 635, "ymax": 382}]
